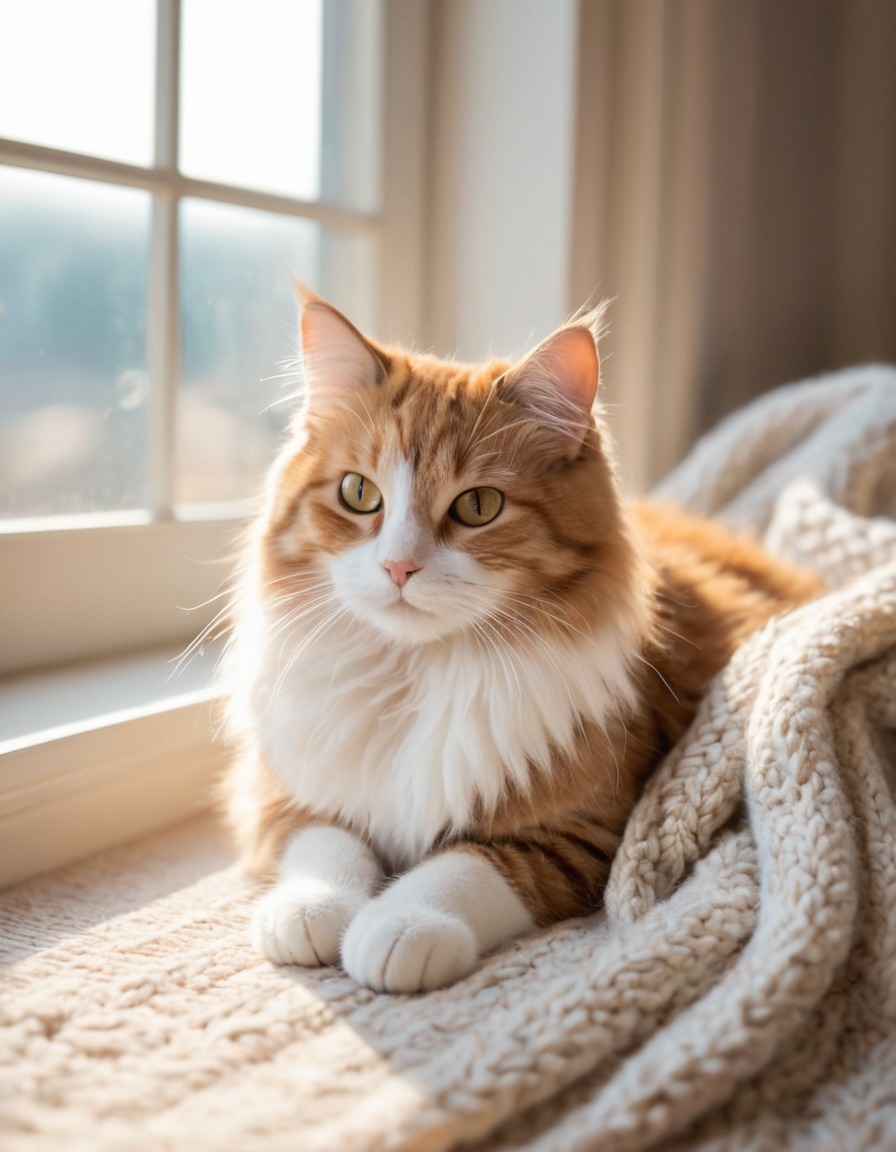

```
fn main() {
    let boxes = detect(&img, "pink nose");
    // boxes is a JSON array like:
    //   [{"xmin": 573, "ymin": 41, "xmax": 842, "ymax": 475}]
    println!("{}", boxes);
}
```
[{"xmin": 382, "ymin": 559, "xmax": 422, "ymax": 587}]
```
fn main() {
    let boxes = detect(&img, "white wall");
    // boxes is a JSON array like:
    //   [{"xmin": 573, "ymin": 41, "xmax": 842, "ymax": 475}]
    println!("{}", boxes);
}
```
[{"xmin": 424, "ymin": 0, "xmax": 579, "ymax": 362}]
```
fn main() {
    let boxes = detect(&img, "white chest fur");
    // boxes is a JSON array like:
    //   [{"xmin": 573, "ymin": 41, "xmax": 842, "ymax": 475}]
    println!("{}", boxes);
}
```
[{"xmin": 235, "ymin": 603, "xmax": 639, "ymax": 873}]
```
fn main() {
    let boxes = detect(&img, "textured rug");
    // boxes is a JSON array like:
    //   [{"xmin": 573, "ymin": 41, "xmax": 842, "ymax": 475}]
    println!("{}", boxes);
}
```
[{"xmin": 2, "ymin": 365, "xmax": 895, "ymax": 1151}]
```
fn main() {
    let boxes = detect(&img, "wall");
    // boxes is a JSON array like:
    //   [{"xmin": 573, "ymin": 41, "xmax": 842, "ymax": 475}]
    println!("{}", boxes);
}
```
[{"xmin": 424, "ymin": 0, "xmax": 579, "ymax": 362}]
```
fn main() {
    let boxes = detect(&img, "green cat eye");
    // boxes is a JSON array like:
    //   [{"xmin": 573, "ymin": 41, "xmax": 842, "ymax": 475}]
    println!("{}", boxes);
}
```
[
  {"xmin": 450, "ymin": 487, "xmax": 504, "ymax": 527},
  {"xmin": 340, "ymin": 472, "xmax": 383, "ymax": 514}
]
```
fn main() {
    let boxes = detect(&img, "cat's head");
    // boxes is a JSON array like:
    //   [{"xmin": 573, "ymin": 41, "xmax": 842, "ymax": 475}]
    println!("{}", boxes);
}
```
[{"xmin": 254, "ymin": 288, "xmax": 642, "ymax": 649}]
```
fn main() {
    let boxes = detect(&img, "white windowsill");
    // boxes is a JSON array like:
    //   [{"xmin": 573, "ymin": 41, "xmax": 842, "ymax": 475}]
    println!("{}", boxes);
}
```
[{"xmin": 0, "ymin": 645, "xmax": 228, "ymax": 889}]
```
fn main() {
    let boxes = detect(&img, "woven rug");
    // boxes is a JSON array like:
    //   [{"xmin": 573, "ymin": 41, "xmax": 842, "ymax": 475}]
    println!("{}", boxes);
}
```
[{"xmin": 2, "ymin": 365, "xmax": 895, "ymax": 1151}]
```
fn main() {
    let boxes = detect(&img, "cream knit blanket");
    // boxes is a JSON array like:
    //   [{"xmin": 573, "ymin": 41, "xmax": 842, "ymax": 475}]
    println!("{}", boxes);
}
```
[{"xmin": 2, "ymin": 366, "xmax": 896, "ymax": 1151}]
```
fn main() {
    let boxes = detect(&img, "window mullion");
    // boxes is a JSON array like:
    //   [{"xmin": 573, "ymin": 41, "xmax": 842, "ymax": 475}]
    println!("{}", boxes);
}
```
[{"xmin": 147, "ymin": 0, "xmax": 182, "ymax": 520}]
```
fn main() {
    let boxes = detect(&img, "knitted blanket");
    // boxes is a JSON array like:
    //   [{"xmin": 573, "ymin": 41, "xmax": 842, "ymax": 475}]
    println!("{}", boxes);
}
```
[{"xmin": 2, "ymin": 366, "xmax": 895, "ymax": 1151}]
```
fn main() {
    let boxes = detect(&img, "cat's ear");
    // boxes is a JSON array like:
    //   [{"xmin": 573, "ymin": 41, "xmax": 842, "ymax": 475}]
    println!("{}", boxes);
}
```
[
  {"xmin": 295, "ymin": 281, "xmax": 385, "ymax": 404},
  {"xmin": 498, "ymin": 323, "xmax": 600, "ymax": 459}
]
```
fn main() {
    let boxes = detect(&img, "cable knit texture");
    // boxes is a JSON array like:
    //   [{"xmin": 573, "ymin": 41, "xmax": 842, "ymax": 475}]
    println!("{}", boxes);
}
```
[{"xmin": 2, "ymin": 365, "xmax": 895, "ymax": 1151}]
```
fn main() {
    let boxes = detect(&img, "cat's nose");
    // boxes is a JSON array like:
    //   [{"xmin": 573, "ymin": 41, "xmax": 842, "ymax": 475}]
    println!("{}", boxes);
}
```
[{"xmin": 382, "ymin": 559, "xmax": 422, "ymax": 587}]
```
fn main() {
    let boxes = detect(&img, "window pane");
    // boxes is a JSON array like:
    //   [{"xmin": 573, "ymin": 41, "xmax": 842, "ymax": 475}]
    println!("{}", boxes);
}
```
[
  {"xmin": 0, "ymin": 168, "xmax": 150, "ymax": 519},
  {"xmin": 0, "ymin": 0, "xmax": 156, "ymax": 167},
  {"xmin": 180, "ymin": 0, "xmax": 323, "ymax": 201},
  {"xmin": 178, "ymin": 198, "xmax": 376, "ymax": 506}
]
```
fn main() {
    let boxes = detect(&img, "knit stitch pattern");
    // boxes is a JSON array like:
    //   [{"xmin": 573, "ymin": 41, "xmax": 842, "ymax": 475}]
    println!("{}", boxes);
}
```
[{"xmin": 2, "ymin": 366, "xmax": 895, "ymax": 1151}]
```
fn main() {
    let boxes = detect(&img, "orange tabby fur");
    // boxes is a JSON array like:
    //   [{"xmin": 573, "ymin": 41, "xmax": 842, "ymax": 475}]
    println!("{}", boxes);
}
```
[{"xmin": 224, "ymin": 295, "xmax": 822, "ymax": 947}]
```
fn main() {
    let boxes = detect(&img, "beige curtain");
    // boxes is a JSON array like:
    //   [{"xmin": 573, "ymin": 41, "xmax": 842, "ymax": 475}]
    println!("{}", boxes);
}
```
[{"xmin": 570, "ymin": 0, "xmax": 896, "ymax": 493}]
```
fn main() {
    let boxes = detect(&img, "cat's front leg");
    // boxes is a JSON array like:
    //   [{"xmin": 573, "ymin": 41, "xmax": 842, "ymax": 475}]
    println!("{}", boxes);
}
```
[
  {"xmin": 340, "ymin": 848, "xmax": 535, "ymax": 993},
  {"xmin": 252, "ymin": 825, "xmax": 383, "ymax": 967}
]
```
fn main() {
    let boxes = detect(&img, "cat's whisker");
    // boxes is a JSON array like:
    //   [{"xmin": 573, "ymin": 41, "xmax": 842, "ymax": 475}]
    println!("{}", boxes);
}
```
[
  {"xmin": 345, "ymin": 392, "xmax": 378, "ymax": 441},
  {"xmin": 171, "ymin": 561, "xmax": 272, "ymax": 673},
  {"xmin": 173, "ymin": 592, "xmax": 244, "ymax": 676},
  {"xmin": 175, "ymin": 605, "xmax": 229, "ymax": 665},
  {"xmin": 253, "ymin": 590, "xmax": 345, "ymax": 662},
  {"xmin": 271, "ymin": 602, "xmax": 351, "ymax": 703},
  {"xmin": 494, "ymin": 590, "xmax": 589, "ymax": 641},
  {"xmin": 260, "ymin": 574, "xmax": 343, "ymax": 605},
  {"xmin": 468, "ymin": 419, "xmax": 535, "ymax": 449},
  {"xmin": 654, "ymin": 590, "xmax": 700, "ymax": 610},
  {"xmin": 491, "ymin": 590, "xmax": 592, "ymax": 655},
  {"xmin": 634, "ymin": 654, "xmax": 681, "ymax": 705},
  {"xmin": 481, "ymin": 604, "xmax": 578, "ymax": 719},
  {"xmin": 615, "ymin": 721, "xmax": 629, "ymax": 797},
  {"xmin": 172, "ymin": 619, "xmax": 230, "ymax": 679},
  {"xmin": 269, "ymin": 594, "xmax": 346, "ymax": 657},
  {"xmin": 263, "ymin": 599, "xmax": 329, "ymax": 654},
  {"xmin": 655, "ymin": 622, "xmax": 701, "ymax": 650},
  {"xmin": 492, "ymin": 596, "xmax": 640, "ymax": 726},
  {"xmin": 472, "ymin": 615, "xmax": 522, "ymax": 700},
  {"xmin": 264, "ymin": 583, "xmax": 339, "ymax": 614},
  {"xmin": 262, "ymin": 368, "xmax": 302, "ymax": 385},
  {"xmin": 270, "ymin": 610, "xmax": 339, "ymax": 656},
  {"xmin": 262, "ymin": 394, "xmax": 302, "ymax": 415},
  {"xmin": 461, "ymin": 385, "xmax": 498, "ymax": 459},
  {"xmin": 184, "ymin": 582, "xmax": 242, "ymax": 614},
  {"xmin": 496, "ymin": 585, "xmax": 594, "ymax": 629},
  {"xmin": 497, "ymin": 626, "xmax": 576, "ymax": 715}
]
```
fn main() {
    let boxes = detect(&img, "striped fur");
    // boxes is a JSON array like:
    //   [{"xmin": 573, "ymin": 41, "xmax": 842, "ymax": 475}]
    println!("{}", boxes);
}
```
[{"xmin": 223, "ymin": 292, "xmax": 822, "ymax": 991}]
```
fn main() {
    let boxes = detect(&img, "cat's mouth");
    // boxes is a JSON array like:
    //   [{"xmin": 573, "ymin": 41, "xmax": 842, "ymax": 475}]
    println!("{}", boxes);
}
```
[
  {"xmin": 384, "ymin": 593, "xmax": 434, "ymax": 616},
  {"xmin": 335, "ymin": 577, "xmax": 463, "ymax": 644},
  {"xmin": 366, "ymin": 589, "xmax": 459, "ymax": 644}
]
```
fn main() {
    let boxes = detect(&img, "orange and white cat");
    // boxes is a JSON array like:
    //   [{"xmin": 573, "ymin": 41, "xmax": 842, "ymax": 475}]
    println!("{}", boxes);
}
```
[{"xmin": 223, "ymin": 288, "xmax": 820, "ymax": 993}]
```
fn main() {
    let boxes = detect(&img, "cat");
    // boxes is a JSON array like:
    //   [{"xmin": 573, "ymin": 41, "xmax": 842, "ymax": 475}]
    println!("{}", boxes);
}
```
[{"xmin": 222, "ymin": 285, "xmax": 822, "ymax": 993}]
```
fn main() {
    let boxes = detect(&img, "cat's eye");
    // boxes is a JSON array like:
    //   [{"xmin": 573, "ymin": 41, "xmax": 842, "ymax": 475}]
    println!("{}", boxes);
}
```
[
  {"xmin": 449, "ymin": 487, "xmax": 504, "ymax": 527},
  {"xmin": 340, "ymin": 472, "xmax": 383, "ymax": 514}
]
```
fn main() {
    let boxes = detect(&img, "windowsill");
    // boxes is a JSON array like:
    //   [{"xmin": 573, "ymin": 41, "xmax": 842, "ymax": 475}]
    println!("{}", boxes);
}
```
[
  {"xmin": 0, "ymin": 646, "xmax": 228, "ymax": 889},
  {"xmin": 0, "ymin": 643, "xmax": 220, "ymax": 746}
]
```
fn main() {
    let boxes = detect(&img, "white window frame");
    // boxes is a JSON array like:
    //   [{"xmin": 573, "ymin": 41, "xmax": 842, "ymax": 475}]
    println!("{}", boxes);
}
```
[{"xmin": 0, "ymin": 0, "xmax": 429, "ymax": 884}]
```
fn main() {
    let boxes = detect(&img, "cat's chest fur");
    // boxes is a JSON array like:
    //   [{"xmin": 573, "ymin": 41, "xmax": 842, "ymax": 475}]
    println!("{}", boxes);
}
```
[{"xmin": 244, "ymin": 608, "xmax": 639, "ymax": 872}]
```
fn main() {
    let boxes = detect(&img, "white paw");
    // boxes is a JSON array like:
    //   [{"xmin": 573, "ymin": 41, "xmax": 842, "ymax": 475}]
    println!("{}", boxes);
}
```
[
  {"xmin": 251, "ymin": 876, "xmax": 367, "ymax": 967},
  {"xmin": 341, "ymin": 902, "xmax": 479, "ymax": 993}
]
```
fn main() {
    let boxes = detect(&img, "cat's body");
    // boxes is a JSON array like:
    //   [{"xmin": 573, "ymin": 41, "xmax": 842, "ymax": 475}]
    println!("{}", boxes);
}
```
[{"xmin": 224, "ymin": 290, "xmax": 821, "ymax": 992}]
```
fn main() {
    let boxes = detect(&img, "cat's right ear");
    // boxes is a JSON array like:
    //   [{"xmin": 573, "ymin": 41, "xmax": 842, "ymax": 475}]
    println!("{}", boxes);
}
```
[
  {"xmin": 497, "ymin": 324, "xmax": 600, "ymax": 460},
  {"xmin": 296, "ymin": 283, "xmax": 385, "ymax": 404}
]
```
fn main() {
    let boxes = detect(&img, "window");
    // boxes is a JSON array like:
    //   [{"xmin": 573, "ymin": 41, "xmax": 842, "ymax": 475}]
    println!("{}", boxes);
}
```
[
  {"xmin": 0, "ymin": 0, "xmax": 424, "ymax": 676},
  {"xmin": 0, "ymin": 0, "xmax": 427, "ymax": 884}
]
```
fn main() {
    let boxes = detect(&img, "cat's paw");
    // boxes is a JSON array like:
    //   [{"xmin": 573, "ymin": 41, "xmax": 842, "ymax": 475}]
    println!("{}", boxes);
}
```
[
  {"xmin": 251, "ymin": 876, "xmax": 366, "ymax": 967},
  {"xmin": 341, "ymin": 903, "xmax": 478, "ymax": 993}
]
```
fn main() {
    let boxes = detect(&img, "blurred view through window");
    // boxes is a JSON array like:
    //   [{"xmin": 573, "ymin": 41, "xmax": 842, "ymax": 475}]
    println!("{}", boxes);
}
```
[{"xmin": 0, "ymin": 0, "xmax": 380, "ymax": 520}]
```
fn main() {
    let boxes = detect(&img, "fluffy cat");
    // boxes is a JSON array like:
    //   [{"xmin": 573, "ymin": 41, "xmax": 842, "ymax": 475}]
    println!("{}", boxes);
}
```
[{"xmin": 223, "ymin": 287, "xmax": 821, "ymax": 993}]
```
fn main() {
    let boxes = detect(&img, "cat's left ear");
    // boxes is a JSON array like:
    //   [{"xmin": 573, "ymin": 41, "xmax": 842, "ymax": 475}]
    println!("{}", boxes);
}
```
[
  {"xmin": 498, "ymin": 323, "xmax": 600, "ymax": 459},
  {"xmin": 295, "ymin": 281, "xmax": 386, "ymax": 405}
]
